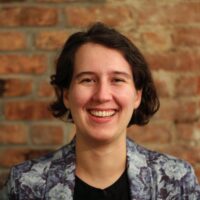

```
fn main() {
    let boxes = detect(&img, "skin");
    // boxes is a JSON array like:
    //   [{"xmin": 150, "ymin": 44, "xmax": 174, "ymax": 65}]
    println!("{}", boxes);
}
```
[{"xmin": 64, "ymin": 42, "xmax": 142, "ymax": 188}]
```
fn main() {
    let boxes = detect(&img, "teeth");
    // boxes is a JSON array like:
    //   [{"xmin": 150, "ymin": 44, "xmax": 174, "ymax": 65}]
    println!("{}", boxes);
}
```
[{"xmin": 89, "ymin": 110, "xmax": 115, "ymax": 117}]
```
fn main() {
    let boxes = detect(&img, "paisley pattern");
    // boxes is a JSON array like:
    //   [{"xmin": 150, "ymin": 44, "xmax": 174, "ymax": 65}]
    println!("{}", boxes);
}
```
[{"xmin": 1, "ymin": 138, "xmax": 200, "ymax": 200}]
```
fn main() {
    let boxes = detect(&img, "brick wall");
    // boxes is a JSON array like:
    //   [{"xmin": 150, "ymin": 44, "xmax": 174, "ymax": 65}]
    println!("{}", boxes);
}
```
[{"xmin": 0, "ymin": 0, "xmax": 200, "ymax": 188}]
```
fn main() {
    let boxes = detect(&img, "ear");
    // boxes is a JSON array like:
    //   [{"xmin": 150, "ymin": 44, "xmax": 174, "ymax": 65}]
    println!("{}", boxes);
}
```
[
  {"xmin": 134, "ymin": 89, "xmax": 142, "ymax": 109},
  {"xmin": 63, "ymin": 90, "xmax": 70, "ymax": 109}
]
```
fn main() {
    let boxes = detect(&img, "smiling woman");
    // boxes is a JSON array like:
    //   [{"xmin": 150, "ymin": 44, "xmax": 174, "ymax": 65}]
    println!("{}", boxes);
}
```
[
  {"xmin": 1, "ymin": 22, "xmax": 200, "ymax": 200},
  {"xmin": 63, "ymin": 43, "xmax": 142, "ymax": 145}
]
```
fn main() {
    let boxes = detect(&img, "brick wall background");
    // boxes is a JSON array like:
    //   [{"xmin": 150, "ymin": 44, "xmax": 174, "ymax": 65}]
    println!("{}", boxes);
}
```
[{"xmin": 0, "ymin": 0, "xmax": 200, "ymax": 188}]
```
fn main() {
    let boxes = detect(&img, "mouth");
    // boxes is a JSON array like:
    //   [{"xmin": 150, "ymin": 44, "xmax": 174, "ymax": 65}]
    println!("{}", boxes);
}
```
[{"xmin": 88, "ymin": 109, "xmax": 117, "ymax": 118}]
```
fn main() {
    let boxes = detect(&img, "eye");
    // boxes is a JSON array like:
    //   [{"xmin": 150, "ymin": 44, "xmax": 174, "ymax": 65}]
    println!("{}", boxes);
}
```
[
  {"xmin": 80, "ymin": 78, "xmax": 96, "ymax": 84},
  {"xmin": 81, "ymin": 78, "xmax": 92, "ymax": 82},
  {"xmin": 112, "ymin": 78, "xmax": 125, "ymax": 83}
]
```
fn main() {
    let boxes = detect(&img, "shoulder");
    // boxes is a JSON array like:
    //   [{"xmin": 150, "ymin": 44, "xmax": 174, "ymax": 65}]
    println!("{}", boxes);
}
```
[
  {"xmin": 2, "ymin": 140, "xmax": 75, "ymax": 199},
  {"xmin": 12, "ymin": 143, "xmax": 69, "ymax": 176},
  {"xmin": 12, "ymin": 138, "xmax": 75, "ymax": 176},
  {"xmin": 127, "ymin": 137, "xmax": 194, "ymax": 178},
  {"xmin": 127, "ymin": 138, "xmax": 200, "ymax": 199}
]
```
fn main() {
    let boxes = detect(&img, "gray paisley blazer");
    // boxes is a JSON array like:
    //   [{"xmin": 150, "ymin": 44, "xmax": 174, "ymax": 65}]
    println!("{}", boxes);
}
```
[{"xmin": 1, "ymin": 138, "xmax": 200, "ymax": 200}]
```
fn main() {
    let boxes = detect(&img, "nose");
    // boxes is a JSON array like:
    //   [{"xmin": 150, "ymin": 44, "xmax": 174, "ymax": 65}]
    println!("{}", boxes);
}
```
[{"xmin": 92, "ymin": 81, "xmax": 112, "ymax": 103}]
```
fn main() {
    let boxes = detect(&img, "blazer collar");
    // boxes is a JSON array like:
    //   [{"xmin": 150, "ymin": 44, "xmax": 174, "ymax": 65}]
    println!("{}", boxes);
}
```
[
  {"xmin": 127, "ymin": 138, "xmax": 155, "ymax": 200},
  {"xmin": 45, "ymin": 139, "xmax": 76, "ymax": 200},
  {"xmin": 45, "ymin": 138, "xmax": 154, "ymax": 200}
]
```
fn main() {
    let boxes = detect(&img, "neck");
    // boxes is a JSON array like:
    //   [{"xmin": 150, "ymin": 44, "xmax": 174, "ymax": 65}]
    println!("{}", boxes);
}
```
[{"xmin": 75, "ymin": 134, "xmax": 127, "ymax": 189}]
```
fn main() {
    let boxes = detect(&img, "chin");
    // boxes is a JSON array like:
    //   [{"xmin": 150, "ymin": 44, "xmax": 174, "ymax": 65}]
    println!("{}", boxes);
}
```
[{"xmin": 88, "ymin": 130, "xmax": 123, "ymax": 144}]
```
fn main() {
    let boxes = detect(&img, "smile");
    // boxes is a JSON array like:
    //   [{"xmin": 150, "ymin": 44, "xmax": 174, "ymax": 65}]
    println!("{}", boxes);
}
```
[{"xmin": 88, "ymin": 110, "xmax": 116, "ymax": 117}]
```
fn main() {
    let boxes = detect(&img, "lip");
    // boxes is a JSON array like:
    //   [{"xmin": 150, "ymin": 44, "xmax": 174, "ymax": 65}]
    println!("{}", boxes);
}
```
[{"xmin": 87, "ymin": 108, "xmax": 118, "ymax": 123}]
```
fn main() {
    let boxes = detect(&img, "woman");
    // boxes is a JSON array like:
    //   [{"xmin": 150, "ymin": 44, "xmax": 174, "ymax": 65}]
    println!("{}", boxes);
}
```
[{"xmin": 2, "ymin": 22, "xmax": 200, "ymax": 200}]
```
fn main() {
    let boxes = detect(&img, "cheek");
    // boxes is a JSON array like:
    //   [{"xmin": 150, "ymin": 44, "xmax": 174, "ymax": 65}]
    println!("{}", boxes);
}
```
[
  {"xmin": 68, "ymin": 89, "xmax": 91, "ymax": 108},
  {"xmin": 117, "ymin": 89, "xmax": 140, "ymax": 109},
  {"xmin": 114, "ymin": 92, "xmax": 132, "ymax": 106},
  {"xmin": 121, "ymin": 94, "xmax": 135, "ymax": 106}
]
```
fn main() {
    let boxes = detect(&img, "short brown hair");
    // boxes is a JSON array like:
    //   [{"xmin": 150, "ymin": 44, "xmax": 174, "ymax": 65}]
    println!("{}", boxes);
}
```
[{"xmin": 50, "ymin": 22, "xmax": 160, "ymax": 126}]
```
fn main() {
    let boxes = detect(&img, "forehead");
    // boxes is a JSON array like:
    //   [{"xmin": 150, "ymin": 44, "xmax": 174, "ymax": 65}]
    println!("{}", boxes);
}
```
[{"xmin": 73, "ymin": 42, "xmax": 132, "ymax": 74}]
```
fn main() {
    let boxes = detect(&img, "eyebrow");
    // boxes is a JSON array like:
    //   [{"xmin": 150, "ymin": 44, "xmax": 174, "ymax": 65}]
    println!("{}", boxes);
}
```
[
  {"xmin": 112, "ymin": 71, "xmax": 132, "ymax": 79},
  {"xmin": 75, "ymin": 71, "xmax": 95, "ymax": 79},
  {"xmin": 75, "ymin": 71, "xmax": 132, "ymax": 79}
]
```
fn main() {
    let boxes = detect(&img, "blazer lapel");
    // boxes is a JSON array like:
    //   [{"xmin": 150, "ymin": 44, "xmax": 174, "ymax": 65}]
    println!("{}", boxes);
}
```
[
  {"xmin": 126, "ymin": 138, "xmax": 155, "ymax": 200},
  {"xmin": 45, "ymin": 139, "xmax": 76, "ymax": 200},
  {"xmin": 44, "ymin": 138, "xmax": 155, "ymax": 200}
]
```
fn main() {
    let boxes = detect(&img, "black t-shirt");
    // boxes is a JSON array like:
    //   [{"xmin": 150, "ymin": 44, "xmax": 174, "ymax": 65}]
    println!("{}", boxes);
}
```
[{"xmin": 73, "ymin": 169, "xmax": 131, "ymax": 200}]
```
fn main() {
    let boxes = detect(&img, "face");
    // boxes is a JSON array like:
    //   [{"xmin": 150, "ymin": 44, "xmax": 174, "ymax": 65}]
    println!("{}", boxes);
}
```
[{"xmin": 64, "ymin": 43, "xmax": 142, "ymax": 144}]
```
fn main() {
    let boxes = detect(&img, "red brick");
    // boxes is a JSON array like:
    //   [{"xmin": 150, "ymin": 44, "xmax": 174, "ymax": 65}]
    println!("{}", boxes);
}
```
[
  {"xmin": 153, "ymin": 72, "xmax": 175, "ymax": 97},
  {"xmin": 36, "ymin": 31, "xmax": 69, "ymax": 50},
  {"xmin": 0, "ymin": 0, "xmax": 25, "ymax": 2},
  {"xmin": 123, "ymin": 31, "xmax": 142, "ymax": 50},
  {"xmin": 154, "ymin": 79, "xmax": 171, "ymax": 97},
  {"xmin": 0, "ymin": 148, "xmax": 30, "ymax": 167},
  {"xmin": 195, "ymin": 166, "xmax": 200, "ymax": 183},
  {"xmin": 0, "ymin": 171, "xmax": 9, "ymax": 189},
  {"xmin": 0, "ymin": 124, "xmax": 28, "ymax": 144},
  {"xmin": 138, "ymin": 2, "xmax": 200, "ymax": 25},
  {"xmin": 172, "ymin": 27, "xmax": 200, "ymax": 47},
  {"xmin": 142, "ymin": 30, "xmax": 172, "ymax": 52},
  {"xmin": 175, "ymin": 76, "xmax": 200, "ymax": 97},
  {"xmin": 175, "ymin": 100, "xmax": 199, "ymax": 123},
  {"xmin": 31, "ymin": 125, "xmax": 63, "ymax": 145},
  {"xmin": 158, "ymin": 99, "xmax": 200, "ymax": 123},
  {"xmin": 4, "ymin": 100, "xmax": 52, "ymax": 120},
  {"xmin": 176, "ymin": 122, "xmax": 200, "ymax": 142},
  {"xmin": 128, "ymin": 123, "xmax": 172, "ymax": 144},
  {"xmin": 0, "ymin": 148, "xmax": 52, "ymax": 167},
  {"xmin": 146, "ymin": 51, "xmax": 200, "ymax": 71},
  {"xmin": 155, "ymin": 99, "xmax": 179, "ymax": 121},
  {"xmin": 156, "ymin": 99, "xmax": 198, "ymax": 124},
  {"xmin": 0, "ymin": 32, "xmax": 26, "ymax": 50},
  {"xmin": 0, "ymin": 7, "xmax": 58, "ymax": 26},
  {"xmin": 199, "ymin": 102, "xmax": 200, "ymax": 115},
  {"xmin": 38, "ymin": 80, "xmax": 54, "ymax": 97},
  {"xmin": 0, "ymin": 55, "xmax": 47, "ymax": 74},
  {"xmin": 2, "ymin": 78, "xmax": 32, "ymax": 97},
  {"xmin": 37, "ymin": 0, "xmax": 64, "ymax": 1},
  {"xmin": 157, "ymin": 145, "xmax": 200, "ymax": 166},
  {"xmin": 65, "ymin": 5, "xmax": 135, "ymax": 27},
  {"xmin": 37, "ymin": 0, "xmax": 90, "ymax": 1}
]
